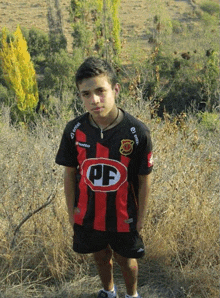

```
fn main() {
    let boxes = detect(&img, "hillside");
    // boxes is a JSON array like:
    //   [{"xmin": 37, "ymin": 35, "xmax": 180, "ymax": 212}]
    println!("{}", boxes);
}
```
[{"xmin": 0, "ymin": 0, "xmax": 211, "ymax": 58}]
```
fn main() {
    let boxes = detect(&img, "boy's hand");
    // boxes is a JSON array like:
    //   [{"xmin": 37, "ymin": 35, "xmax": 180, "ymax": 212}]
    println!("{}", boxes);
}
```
[
  {"xmin": 136, "ymin": 218, "xmax": 144, "ymax": 233},
  {"xmin": 69, "ymin": 207, "xmax": 80, "ymax": 227},
  {"xmin": 69, "ymin": 215, "xmax": 74, "ymax": 227}
]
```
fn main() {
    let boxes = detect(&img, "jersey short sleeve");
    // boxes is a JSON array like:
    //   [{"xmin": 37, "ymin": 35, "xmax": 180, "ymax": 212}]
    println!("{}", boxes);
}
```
[
  {"xmin": 136, "ymin": 126, "xmax": 153, "ymax": 175},
  {"xmin": 55, "ymin": 121, "xmax": 78, "ymax": 167}
]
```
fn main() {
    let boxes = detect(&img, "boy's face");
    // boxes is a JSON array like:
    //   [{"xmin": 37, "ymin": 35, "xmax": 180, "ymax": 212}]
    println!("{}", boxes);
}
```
[{"xmin": 78, "ymin": 74, "xmax": 120, "ymax": 118}]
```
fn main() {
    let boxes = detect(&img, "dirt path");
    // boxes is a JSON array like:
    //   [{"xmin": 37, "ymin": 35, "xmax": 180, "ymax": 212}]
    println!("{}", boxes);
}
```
[{"xmin": 40, "ymin": 258, "xmax": 186, "ymax": 297}]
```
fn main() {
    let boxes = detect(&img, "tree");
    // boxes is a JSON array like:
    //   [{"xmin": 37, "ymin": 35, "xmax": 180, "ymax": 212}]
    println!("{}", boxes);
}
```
[
  {"xmin": 0, "ymin": 26, "xmax": 39, "ymax": 115},
  {"xmin": 70, "ymin": 0, "xmax": 121, "ymax": 62},
  {"xmin": 43, "ymin": 49, "xmax": 76, "ymax": 100},
  {"xmin": 47, "ymin": 0, "xmax": 67, "ymax": 53}
]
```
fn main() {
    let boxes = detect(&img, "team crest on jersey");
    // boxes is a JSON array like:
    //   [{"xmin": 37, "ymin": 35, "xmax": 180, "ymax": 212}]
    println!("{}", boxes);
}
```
[
  {"xmin": 119, "ymin": 139, "xmax": 134, "ymax": 156},
  {"xmin": 81, "ymin": 158, "xmax": 127, "ymax": 192}
]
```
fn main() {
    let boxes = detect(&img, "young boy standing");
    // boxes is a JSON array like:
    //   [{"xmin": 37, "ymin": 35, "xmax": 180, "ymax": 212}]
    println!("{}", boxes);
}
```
[{"xmin": 55, "ymin": 57, "xmax": 153, "ymax": 298}]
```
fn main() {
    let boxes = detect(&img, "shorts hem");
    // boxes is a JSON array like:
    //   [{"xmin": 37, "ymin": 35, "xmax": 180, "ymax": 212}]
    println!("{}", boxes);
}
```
[
  {"xmin": 73, "ymin": 248, "xmax": 108, "ymax": 254},
  {"xmin": 112, "ymin": 248, "xmax": 145, "ymax": 259}
]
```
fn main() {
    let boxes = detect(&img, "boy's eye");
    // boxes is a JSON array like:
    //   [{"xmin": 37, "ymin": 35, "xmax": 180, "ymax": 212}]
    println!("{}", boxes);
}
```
[
  {"xmin": 82, "ymin": 92, "xmax": 90, "ymax": 97},
  {"xmin": 97, "ymin": 88, "xmax": 105, "ymax": 93}
]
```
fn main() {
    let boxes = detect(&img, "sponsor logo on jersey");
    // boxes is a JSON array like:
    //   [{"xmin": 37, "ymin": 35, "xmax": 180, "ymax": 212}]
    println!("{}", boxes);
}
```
[
  {"xmin": 119, "ymin": 139, "xmax": 134, "ymax": 156},
  {"xmin": 75, "ymin": 141, "xmax": 90, "ymax": 148},
  {"xmin": 137, "ymin": 248, "xmax": 144, "ymax": 253},
  {"xmin": 70, "ymin": 122, "xmax": 81, "ymax": 139},
  {"xmin": 147, "ymin": 152, "xmax": 154, "ymax": 167},
  {"xmin": 81, "ymin": 158, "xmax": 127, "ymax": 192},
  {"xmin": 124, "ymin": 218, "xmax": 133, "ymax": 224},
  {"xmin": 130, "ymin": 127, "xmax": 139, "ymax": 145}
]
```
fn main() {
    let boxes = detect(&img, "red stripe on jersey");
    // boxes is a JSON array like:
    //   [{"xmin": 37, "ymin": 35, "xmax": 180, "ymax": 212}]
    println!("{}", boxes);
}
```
[
  {"xmin": 74, "ymin": 130, "xmax": 88, "ymax": 225},
  {"xmin": 93, "ymin": 143, "xmax": 109, "ymax": 231},
  {"xmin": 116, "ymin": 155, "xmax": 130, "ymax": 232}
]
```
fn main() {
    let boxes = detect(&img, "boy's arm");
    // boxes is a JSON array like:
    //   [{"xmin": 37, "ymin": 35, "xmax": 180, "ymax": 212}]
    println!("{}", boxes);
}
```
[
  {"xmin": 137, "ymin": 173, "xmax": 151, "ymax": 233},
  {"xmin": 64, "ymin": 166, "xmax": 77, "ymax": 226}
]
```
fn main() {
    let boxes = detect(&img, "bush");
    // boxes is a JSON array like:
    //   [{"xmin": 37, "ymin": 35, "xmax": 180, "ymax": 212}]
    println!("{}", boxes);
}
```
[
  {"xmin": 171, "ymin": 20, "xmax": 184, "ymax": 34},
  {"xmin": 39, "ymin": 49, "xmax": 76, "ymax": 103},
  {"xmin": 0, "ymin": 84, "xmax": 9, "ymax": 102},
  {"xmin": 134, "ymin": 42, "xmax": 219, "ymax": 116},
  {"xmin": 26, "ymin": 27, "xmax": 49, "ymax": 58},
  {"xmin": 200, "ymin": 0, "xmax": 220, "ymax": 16},
  {"xmin": 200, "ymin": 11, "xmax": 218, "ymax": 25},
  {"xmin": 197, "ymin": 111, "xmax": 220, "ymax": 131}
]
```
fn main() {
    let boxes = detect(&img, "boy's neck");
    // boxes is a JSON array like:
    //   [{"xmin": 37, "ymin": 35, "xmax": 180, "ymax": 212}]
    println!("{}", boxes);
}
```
[{"xmin": 89, "ymin": 106, "xmax": 122, "ymax": 130}]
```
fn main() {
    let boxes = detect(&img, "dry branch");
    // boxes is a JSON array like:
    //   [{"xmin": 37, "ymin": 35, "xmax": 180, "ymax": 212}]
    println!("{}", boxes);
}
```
[{"xmin": 10, "ymin": 187, "xmax": 57, "ymax": 249}]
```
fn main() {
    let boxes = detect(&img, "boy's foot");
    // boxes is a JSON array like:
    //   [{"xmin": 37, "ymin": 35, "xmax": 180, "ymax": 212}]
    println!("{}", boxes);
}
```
[
  {"xmin": 125, "ymin": 294, "xmax": 142, "ymax": 298},
  {"xmin": 97, "ymin": 285, "xmax": 118, "ymax": 298}
]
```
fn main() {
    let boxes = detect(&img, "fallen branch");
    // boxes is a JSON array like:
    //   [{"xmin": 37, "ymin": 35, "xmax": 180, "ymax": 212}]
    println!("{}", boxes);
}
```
[{"xmin": 10, "ymin": 188, "xmax": 57, "ymax": 249}]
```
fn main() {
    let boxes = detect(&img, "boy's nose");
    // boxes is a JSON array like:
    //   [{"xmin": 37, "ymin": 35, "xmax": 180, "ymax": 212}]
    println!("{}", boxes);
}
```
[{"xmin": 91, "ymin": 93, "xmax": 100, "ymax": 104}]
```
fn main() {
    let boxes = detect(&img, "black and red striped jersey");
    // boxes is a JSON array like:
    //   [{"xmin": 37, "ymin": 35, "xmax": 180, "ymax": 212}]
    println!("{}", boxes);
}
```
[{"xmin": 55, "ymin": 109, "xmax": 153, "ymax": 232}]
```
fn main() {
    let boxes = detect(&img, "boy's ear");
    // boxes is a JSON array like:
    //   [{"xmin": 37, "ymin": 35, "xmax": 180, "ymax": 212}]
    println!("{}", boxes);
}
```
[{"xmin": 114, "ymin": 83, "xmax": 120, "ymax": 98}]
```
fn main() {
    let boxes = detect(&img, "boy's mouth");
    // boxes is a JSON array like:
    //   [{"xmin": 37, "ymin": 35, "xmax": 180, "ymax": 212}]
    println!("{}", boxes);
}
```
[{"xmin": 91, "ymin": 107, "xmax": 104, "ymax": 112}]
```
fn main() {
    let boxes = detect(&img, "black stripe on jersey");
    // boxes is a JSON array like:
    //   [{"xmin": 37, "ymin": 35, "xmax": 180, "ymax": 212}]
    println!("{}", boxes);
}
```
[{"xmin": 106, "ymin": 191, "xmax": 117, "ymax": 232}]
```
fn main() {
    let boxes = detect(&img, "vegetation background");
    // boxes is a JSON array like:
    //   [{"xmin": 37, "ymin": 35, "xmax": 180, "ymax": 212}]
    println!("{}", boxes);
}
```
[{"xmin": 0, "ymin": 0, "xmax": 219, "ymax": 297}]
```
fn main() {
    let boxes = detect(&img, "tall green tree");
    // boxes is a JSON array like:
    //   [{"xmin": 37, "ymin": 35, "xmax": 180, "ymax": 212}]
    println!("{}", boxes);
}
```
[
  {"xmin": 70, "ymin": 0, "xmax": 121, "ymax": 62},
  {"xmin": 47, "ymin": 0, "xmax": 67, "ymax": 53}
]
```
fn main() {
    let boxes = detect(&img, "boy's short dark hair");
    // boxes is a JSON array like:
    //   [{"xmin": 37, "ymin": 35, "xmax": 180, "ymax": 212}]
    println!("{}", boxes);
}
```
[{"xmin": 75, "ymin": 57, "xmax": 117, "ymax": 88}]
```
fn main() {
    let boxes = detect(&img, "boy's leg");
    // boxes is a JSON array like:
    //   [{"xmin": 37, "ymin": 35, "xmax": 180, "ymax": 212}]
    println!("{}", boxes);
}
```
[
  {"xmin": 113, "ymin": 252, "xmax": 138, "ymax": 297},
  {"xmin": 93, "ymin": 245, "xmax": 114, "ymax": 292},
  {"xmin": 108, "ymin": 230, "xmax": 144, "ymax": 296}
]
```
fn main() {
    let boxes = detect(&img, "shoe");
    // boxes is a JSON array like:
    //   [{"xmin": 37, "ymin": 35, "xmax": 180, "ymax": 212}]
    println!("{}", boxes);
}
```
[
  {"xmin": 125, "ymin": 294, "xmax": 142, "ymax": 298},
  {"xmin": 97, "ymin": 285, "xmax": 118, "ymax": 298}
]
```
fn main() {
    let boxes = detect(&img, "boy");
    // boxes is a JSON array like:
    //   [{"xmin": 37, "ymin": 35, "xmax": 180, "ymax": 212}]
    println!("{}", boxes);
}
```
[{"xmin": 55, "ymin": 57, "xmax": 153, "ymax": 298}]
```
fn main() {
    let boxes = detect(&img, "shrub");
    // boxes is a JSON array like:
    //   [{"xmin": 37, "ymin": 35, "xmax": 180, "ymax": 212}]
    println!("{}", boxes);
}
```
[
  {"xmin": 26, "ymin": 27, "xmax": 49, "ymax": 59},
  {"xmin": 0, "ymin": 84, "xmax": 8, "ymax": 102},
  {"xmin": 171, "ymin": 19, "xmax": 184, "ymax": 34},
  {"xmin": 200, "ymin": 0, "xmax": 220, "ymax": 16},
  {"xmin": 200, "ymin": 11, "xmax": 218, "ymax": 25},
  {"xmin": 197, "ymin": 111, "xmax": 220, "ymax": 131},
  {"xmin": 133, "ymin": 41, "xmax": 219, "ymax": 116},
  {"xmin": 40, "ymin": 49, "xmax": 76, "ymax": 103}
]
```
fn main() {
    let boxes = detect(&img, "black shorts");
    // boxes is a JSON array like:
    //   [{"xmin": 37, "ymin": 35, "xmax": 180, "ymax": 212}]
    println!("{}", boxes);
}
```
[{"xmin": 73, "ymin": 224, "xmax": 145, "ymax": 259}]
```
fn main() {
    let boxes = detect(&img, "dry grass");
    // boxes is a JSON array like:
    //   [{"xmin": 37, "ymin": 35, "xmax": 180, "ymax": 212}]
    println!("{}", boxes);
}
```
[
  {"xmin": 0, "ymin": 101, "xmax": 219, "ymax": 297},
  {"xmin": 143, "ymin": 113, "xmax": 219, "ymax": 297}
]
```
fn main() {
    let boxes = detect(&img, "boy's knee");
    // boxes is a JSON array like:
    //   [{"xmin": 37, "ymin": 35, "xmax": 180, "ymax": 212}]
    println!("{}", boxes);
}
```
[
  {"xmin": 113, "ymin": 251, "xmax": 128, "ymax": 266},
  {"xmin": 93, "ymin": 246, "xmax": 113, "ymax": 265},
  {"xmin": 113, "ymin": 251, "xmax": 137, "ymax": 269}
]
